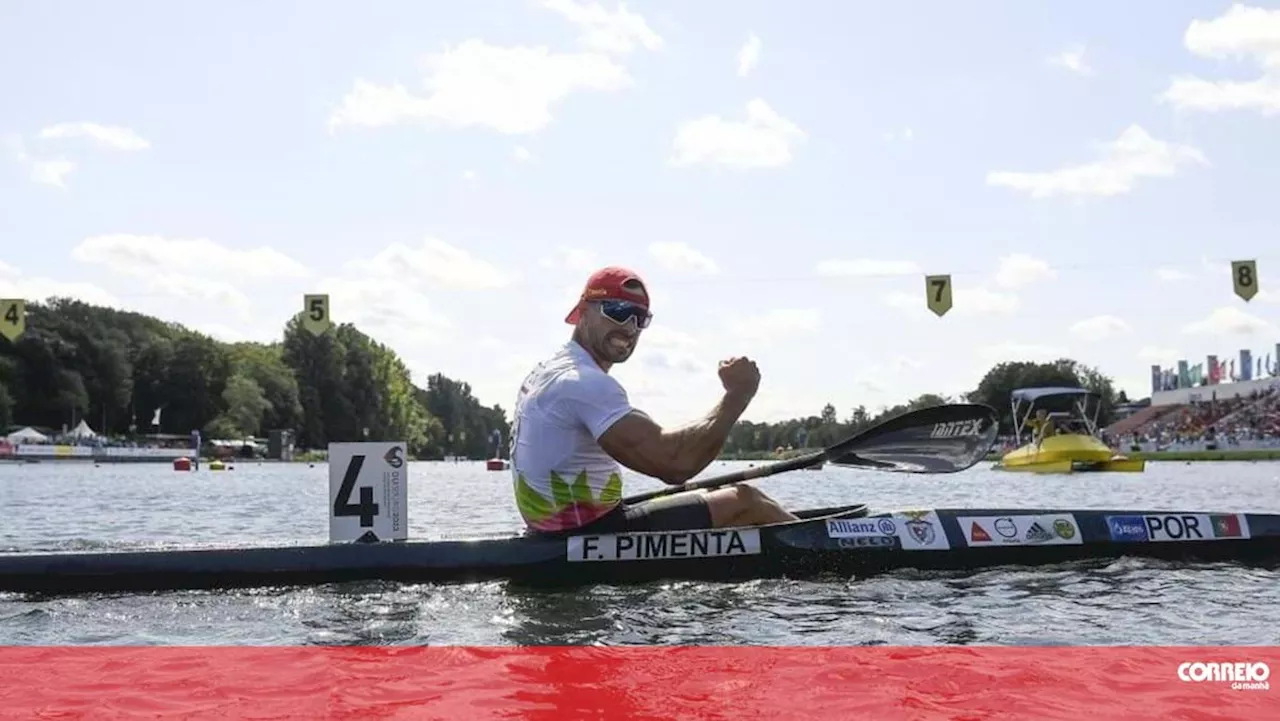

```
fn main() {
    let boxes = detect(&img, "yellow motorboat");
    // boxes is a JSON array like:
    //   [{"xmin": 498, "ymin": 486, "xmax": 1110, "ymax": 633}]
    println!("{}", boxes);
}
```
[{"xmin": 992, "ymin": 386, "xmax": 1144, "ymax": 473}]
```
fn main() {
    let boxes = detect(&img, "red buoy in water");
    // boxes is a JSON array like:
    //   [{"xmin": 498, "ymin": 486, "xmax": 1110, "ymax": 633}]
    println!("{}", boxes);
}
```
[
  {"xmin": 173, "ymin": 457, "xmax": 192, "ymax": 471},
  {"xmin": 486, "ymin": 458, "xmax": 509, "ymax": 471}
]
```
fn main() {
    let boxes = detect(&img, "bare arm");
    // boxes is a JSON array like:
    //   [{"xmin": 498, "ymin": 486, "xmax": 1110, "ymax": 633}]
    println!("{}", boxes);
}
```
[{"xmin": 597, "ymin": 390, "xmax": 754, "ymax": 485}]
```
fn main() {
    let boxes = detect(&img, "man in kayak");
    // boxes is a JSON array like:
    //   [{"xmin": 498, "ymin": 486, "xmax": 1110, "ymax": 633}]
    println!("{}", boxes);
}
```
[{"xmin": 511, "ymin": 266, "xmax": 798, "ymax": 535}]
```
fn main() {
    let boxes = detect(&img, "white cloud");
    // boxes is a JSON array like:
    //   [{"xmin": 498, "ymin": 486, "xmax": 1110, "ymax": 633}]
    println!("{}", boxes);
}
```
[
  {"xmin": 538, "ymin": 246, "xmax": 598, "ymax": 272},
  {"xmin": 328, "ymin": 40, "xmax": 633, "ymax": 135},
  {"xmin": 883, "ymin": 127, "xmax": 914, "ymax": 142},
  {"xmin": 38, "ymin": 122, "xmax": 150, "ymax": 151},
  {"xmin": 542, "ymin": 0, "xmax": 663, "ymax": 55},
  {"xmin": 727, "ymin": 308, "xmax": 820, "ymax": 342},
  {"xmin": 994, "ymin": 253, "xmax": 1056, "ymax": 288},
  {"xmin": 29, "ymin": 158, "xmax": 76, "ymax": 187},
  {"xmin": 629, "ymin": 326, "xmax": 710, "ymax": 376},
  {"xmin": 1069, "ymin": 314, "xmax": 1132, "ymax": 342},
  {"xmin": 737, "ymin": 33, "xmax": 761, "ymax": 77},
  {"xmin": 347, "ymin": 237, "xmax": 517, "ymax": 290},
  {"xmin": 1181, "ymin": 306, "xmax": 1275, "ymax": 335},
  {"xmin": 146, "ymin": 275, "xmax": 253, "ymax": 313},
  {"xmin": 1155, "ymin": 266, "xmax": 1192, "ymax": 282},
  {"xmin": 1047, "ymin": 45, "xmax": 1093, "ymax": 76},
  {"xmin": 71, "ymin": 234, "xmax": 310, "ymax": 279},
  {"xmin": 641, "ymin": 325, "xmax": 699, "ymax": 350},
  {"xmin": 7, "ymin": 135, "xmax": 76, "ymax": 188},
  {"xmin": 648, "ymin": 241, "xmax": 719, "ymax": 274},
  {"xmin": 986, "ymin": 125, "xmax": 1207, "ymax": 198},
  {"xmin": 884, "ymin": 283, "xmax": 1018, "ymax": 317},
  {"xmin": 669, "ymin": 98, "xmax": 805, "ymax": 169},
  {"xmin": 0, "ymin": 269, "xmax": 121, "ymax": 308},
  {"xmin": 1162, "ymin": 4, "xmax": 1280, "ymax": 114},
  {"xmin": 514, "ymin": 146, "xmax": 533, "ymax": 162},
  {"xmin": 959, "ymin": 286, "xmax": 1020, "ymax": 314},
  {"xmin": 815, "ymin": 259, "xmax": 920, "ymax": 276},
  {"xmin": 462, "ymin": 169, "xmax": 477, "ymax": 181},
  {"xmin": 320, "ymin": 277, "xmax": 454, "ymax": 346},
  {"xmin": 1138, "ymin": 346, "xmax": 1181, "ymax": 362},
  {"xmin": 976, "ymin": 341, "xmax": 1066, "ymax": 364}
]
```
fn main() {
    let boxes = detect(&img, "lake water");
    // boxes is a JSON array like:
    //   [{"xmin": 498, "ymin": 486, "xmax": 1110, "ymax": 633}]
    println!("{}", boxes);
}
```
[{"xmin": 3, "ymin": 459, "xmax": 1280, "ymax": 646}]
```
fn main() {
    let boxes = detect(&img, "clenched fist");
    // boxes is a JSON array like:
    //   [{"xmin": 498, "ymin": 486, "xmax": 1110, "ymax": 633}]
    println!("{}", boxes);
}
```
[{"xmin": 718, "ymin": 356, "xmax": 760, "ymax": 398}]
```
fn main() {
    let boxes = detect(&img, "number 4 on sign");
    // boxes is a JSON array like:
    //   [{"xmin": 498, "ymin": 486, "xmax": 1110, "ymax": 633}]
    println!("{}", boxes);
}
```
[
  {"xmin": 1232, "ymin": 260, "xmax": 1259, "ymax": 302},
  {"xmin": 925, "ymin": 275, "xmax": 952, "ymax": 317},
  {"xmin": 302, "ymin": 294, "xmax": 332, "ymax": 336},
  {"xmin": 0, "ymin": 299, "xmax": 24, "ymax": 342}
]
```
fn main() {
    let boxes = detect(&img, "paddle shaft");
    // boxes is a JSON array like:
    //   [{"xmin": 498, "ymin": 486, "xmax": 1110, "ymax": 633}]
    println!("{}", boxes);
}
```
[{"xmin": 623, "ymin": 449, "xmax": 827, "ymax": 504}]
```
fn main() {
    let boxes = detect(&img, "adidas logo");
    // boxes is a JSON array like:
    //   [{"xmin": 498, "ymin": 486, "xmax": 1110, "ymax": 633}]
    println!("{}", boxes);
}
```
[{"xmin": 1025, "ymin": 522, "xmax": 1053, "ymax": 542}]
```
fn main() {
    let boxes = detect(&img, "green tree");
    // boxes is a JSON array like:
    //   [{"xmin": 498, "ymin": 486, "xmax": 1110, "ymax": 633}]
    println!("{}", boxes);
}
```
[
  {"xmin": 0, "ymin": 298, "xmax": 501, "ymax": 461},
  {"xmin": 213, "ymin": 373, "xmax": 272, "ymax": 437},
  {"xmin": 967, "ymin": 359, "xmax": 1116, "ymax": 431}
]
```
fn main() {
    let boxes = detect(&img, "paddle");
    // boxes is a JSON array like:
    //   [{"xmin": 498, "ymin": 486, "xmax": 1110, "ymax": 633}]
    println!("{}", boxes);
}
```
[{"xmin": 621, "ymin": 403, "xmax": 999, "ymax": 504}]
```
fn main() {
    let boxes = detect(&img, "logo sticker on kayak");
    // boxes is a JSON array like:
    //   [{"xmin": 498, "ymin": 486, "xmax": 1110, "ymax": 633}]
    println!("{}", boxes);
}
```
[
  {"xmin": 826, "ymin": 518, "xmax": 897, "ymax": 538},
  {"xmin": 1105, "ymin": 513, "xmax": 1252, "ymax": 543},
  {"xmin": 892, "ymin": 510, "xmax": 950, "ymax": 551},
  {"xmin": 957, "ymin": 514, "xmax": 1082, "ymax": 547},
  {"xmin": 566, "ymin": 528, "xmax": 762, "ymax": 562}
]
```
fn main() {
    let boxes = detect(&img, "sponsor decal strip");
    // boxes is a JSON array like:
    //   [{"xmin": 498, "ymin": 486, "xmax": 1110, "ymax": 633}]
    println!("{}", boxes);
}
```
[
  {"xmin": 1105, "ymin": 513, "xmax": 1251, "ymax": 543},
  {"xmin": 826, "ymin": 511, "xmax": 951, "ymax": 551},
  {"xmin": 957, "ymin": 514, "xmax": 1083, "ymax": 547}
]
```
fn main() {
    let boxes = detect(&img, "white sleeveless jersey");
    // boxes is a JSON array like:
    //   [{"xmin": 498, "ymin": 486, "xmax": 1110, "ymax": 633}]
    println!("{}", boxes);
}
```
[{"xmin": 510, "ymin": 341, "xmax": 636, "ymax": 531}]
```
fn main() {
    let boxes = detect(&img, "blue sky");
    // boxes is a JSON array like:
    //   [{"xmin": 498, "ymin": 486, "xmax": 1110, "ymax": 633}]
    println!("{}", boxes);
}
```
[{"xmin": 2, "ymin": 0, "xmax": 1278, "ymax": 423}]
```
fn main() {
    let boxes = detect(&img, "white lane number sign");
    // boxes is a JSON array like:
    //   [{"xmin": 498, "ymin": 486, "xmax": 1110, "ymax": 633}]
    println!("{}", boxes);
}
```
[{"xmin": 328, "ymin": 442, "xmax": 408, "ymax": 543}]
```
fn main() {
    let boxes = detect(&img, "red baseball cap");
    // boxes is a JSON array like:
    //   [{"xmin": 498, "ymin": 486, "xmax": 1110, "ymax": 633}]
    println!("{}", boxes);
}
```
[{"xmin": 565, "ymin": 266, "xmax": 650, "ymax": 324}]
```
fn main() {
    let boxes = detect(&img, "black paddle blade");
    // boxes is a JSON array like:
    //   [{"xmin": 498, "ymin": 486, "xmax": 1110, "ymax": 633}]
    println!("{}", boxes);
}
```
[{"xmin": 828, "ymin": 403, "xmax": 999, "ymax": 473}]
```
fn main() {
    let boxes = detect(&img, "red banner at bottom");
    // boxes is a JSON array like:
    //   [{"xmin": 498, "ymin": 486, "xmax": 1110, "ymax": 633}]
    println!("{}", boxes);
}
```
[{"xmin": 0, "ymin": 646, "xmax": 1274, "ymax": 720}]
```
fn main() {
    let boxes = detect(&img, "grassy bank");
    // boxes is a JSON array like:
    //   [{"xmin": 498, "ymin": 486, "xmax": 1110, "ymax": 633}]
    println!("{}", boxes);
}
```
[{"xmin": 1129, "ymin": 448, "xmax": 1280, "ymax": 461}]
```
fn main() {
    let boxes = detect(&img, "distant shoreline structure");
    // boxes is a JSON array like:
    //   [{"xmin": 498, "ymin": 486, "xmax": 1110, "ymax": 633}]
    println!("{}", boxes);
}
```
[{"xmin": 0, "ymin": 444, "xmax": 192, "ymax": 463}]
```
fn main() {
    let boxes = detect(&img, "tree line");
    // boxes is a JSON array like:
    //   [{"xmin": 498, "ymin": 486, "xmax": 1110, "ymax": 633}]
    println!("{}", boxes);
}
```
[
  {"xmin": 0, "ymin": 298, "xmax": 1127, "ymax": 461},
  {"xmin": 0, "ymin": 298, "xmax": 508, "ymax": 460}
]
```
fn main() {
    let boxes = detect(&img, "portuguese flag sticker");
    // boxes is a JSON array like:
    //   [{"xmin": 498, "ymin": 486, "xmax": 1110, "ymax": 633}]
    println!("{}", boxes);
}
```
[{"xmin": 1210, "ymin": 514, "xmax": 1242, "ymax": 538}]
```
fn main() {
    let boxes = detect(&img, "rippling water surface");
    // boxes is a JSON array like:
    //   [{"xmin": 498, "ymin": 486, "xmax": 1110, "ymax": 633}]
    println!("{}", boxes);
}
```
[{"xmin": 3, "ymin": 459, "xmax": 1280, "ymax": 646}]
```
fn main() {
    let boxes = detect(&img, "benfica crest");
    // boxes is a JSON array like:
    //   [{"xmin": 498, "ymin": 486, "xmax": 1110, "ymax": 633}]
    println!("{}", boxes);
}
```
[{"xmin": 900, "ymin": 510, "xmax": 936, "ymax": 545}]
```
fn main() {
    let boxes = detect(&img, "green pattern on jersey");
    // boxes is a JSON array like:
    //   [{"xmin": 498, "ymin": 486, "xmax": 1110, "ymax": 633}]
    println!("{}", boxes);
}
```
[{"xmin": 516, "ymin": 471, "xmax": 624, "ymax": 524}]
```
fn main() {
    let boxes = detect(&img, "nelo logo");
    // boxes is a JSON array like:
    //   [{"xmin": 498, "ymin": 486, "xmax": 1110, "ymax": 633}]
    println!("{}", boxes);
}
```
[{"xmin": 1177, "ymin": 662, "xmax": 1270, "ymax": 691}]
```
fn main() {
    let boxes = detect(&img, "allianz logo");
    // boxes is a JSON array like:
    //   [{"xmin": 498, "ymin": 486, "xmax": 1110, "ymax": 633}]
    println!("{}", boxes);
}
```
[{"xmin": 828, "ymin": 518, "xmax": 898, "ymax": 536}]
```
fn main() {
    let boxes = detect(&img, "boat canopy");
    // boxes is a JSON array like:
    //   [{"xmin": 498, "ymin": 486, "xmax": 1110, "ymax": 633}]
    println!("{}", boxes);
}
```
[
  {"xmin": 1010, "ymin": 386, "xmax": 1098, "ymax": 404},
  {"xmin": 1008, "ymin": 386, "xmax": 1102, "ymax": 442}
]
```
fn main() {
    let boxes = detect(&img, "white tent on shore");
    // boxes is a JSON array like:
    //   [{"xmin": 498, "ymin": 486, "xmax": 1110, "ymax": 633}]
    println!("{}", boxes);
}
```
[
  {"xmin": 65, "ymin": 419, "xmax": 97, "ymax": 440},
  {"xmin": 5, "ymin": 427, "xmax": 48, "ymax": 444}
]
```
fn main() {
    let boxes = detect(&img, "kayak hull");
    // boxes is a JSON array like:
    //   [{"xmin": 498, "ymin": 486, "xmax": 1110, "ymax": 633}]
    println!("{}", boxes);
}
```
[{"xmin": 2, "ymin": 505, "xmax": 1276, "ymax": 596}]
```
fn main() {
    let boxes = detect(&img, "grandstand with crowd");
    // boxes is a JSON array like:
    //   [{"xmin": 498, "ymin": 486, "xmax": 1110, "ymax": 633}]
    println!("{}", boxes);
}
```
[{"xmin": 1103, "ymin": 346, "xmax": 1280, "ymax": 453}]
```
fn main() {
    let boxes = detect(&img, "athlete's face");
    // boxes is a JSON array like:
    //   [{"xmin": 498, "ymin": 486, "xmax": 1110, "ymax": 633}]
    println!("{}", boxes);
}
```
[{"xmin": 579, "ymin": 300, "xmax": 647, "ymax": 365}]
